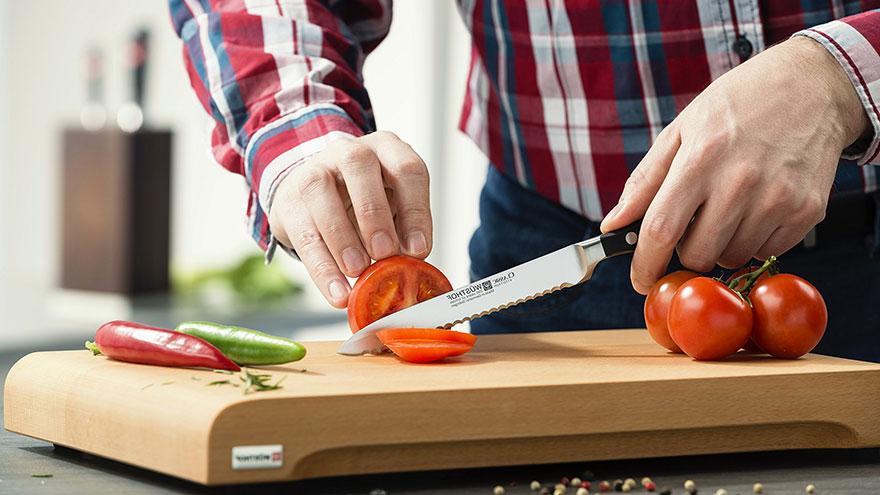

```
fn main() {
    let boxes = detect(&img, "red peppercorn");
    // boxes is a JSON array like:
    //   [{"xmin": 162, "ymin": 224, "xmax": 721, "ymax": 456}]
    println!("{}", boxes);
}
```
[
  {"xmin": 561, "ymin": 477, "xmax": 570, "ymax": 486},
  {"xmin": 646, "ymin": 481, "xmax": 656, "ymax": 492},
  {"xmin": 599, "ymin": 480, "xmax": 611, "ymax": 492},
  {"xmin": 581, "ymin": 481, "xmax": 592, "ymax": 490}
]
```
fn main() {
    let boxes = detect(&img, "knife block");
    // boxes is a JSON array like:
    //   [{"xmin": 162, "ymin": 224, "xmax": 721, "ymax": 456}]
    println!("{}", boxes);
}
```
[{"xmin": 60, "ymin": 127, "xmax": 172, "ymax": 294}]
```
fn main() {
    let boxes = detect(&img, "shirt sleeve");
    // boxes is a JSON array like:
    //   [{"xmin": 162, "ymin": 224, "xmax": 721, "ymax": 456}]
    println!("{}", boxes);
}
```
[
  {"xmin": 794, "ymin": 9, "xmax": 880, "ymax": 166},
  {"xmin": 168, "ymin": 0, "xmax": 391, "ymax": 252}
]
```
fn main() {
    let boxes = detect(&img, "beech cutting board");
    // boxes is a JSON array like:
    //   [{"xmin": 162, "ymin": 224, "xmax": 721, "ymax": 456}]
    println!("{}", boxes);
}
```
[{"xmin": 5, "ymin": 329, "xmax": 880, "ymax": 485}]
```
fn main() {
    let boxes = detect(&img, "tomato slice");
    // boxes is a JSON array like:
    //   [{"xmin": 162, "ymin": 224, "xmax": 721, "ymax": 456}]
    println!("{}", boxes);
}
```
[
  {"xmin": 347, "ymin": 255, "xmax": 453, "ymax": 333},
  {"xmin": 377, "ymin": 328, "xmax": 477, "ymax": 346},
  {"xmin": 383, "ymin": 340, "xmax": 474, "ymax": 363}
]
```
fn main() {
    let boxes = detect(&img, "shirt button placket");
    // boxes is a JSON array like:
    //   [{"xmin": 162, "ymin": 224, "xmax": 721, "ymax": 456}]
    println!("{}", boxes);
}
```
[{"xmin": 732, "ymin": 34, "xmax": 753, "ymax": 60}]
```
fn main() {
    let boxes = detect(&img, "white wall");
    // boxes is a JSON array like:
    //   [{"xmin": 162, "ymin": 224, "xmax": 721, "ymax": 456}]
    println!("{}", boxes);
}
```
[
  {"xmin": 0, "ymin": 0, "xmax": 8, "ymax": 331},
  {"xmin": 0, "ymin": 1, "xmax": 486, "ymax": 347}
]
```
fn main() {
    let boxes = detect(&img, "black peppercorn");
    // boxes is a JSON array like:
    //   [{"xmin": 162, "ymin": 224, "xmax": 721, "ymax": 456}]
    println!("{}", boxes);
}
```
[
  {"xmin": 614, "ymin": 480, "xmax": 624, "ymax": 491},
  {"xmin": 659, "ymin": 490, "xmax": 672, "ymax": 495}
]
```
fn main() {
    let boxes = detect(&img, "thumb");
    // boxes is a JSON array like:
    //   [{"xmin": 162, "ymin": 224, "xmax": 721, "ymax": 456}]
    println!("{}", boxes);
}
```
[{"xmin": 600, "ymin": 125, "xmax": 681, "ymax": 233}]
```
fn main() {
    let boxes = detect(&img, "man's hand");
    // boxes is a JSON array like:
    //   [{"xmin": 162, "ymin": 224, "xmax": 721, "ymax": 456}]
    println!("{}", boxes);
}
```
[
  {"xmin": 268, "ymin": 131, "xmax": 432, "ymax": 308},
  {"xmin": 601, "ymin": 36, "xmax": 871, "ymax": 295}
]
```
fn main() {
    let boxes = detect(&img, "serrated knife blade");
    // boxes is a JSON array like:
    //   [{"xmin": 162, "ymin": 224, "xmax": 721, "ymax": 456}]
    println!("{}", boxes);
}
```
[{"xmin": 337, "ymin": 220, "xmax": 642, "ymax": 355}]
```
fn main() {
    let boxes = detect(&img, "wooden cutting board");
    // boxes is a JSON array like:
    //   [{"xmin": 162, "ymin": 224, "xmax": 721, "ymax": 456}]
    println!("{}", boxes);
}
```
[{"xmin": 5, "ymin": 329, "xmax": 880, "ymax": 485}]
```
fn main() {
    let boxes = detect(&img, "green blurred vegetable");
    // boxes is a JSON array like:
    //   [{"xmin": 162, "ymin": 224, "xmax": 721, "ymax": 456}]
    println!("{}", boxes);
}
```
[{"xmin": 172, "ymin": 254, "xmax": 302, "ymax": 301}]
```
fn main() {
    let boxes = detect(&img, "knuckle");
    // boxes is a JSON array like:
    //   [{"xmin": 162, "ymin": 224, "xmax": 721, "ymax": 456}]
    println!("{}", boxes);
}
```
[
  {"xmin": 400, "ymin": 204, "xmax": 431, "ymax": 222},
  {"xmin": 677, "ymin": 246, "xmax": 715, "ymax": 273},
  {"xmin": 310, "ymin": 258, "xmax": 340, "ymax": 281},
  {"xmin": 624, "ymin": 167, "xmax": 647, "ymax": 191},
  {"xmin": 717, "ymin": 249, "xmax": 751, "ymax": 270},
  {"xmin": 355, "ymin": 199, "xmax": 391, "ymax": 220},
  {"xmin": 372, "ymin": 130, "xmax": 400, "ymax": 142},
  {"xmin": 643, "ymin": 212, "xmax": 678, "ymax": 247},
  {"xmin": 293, "ymin": 228, "xmax": 324, "ymax": 252},
  {"xmin": 322, "ymin": 220, "xmax": 351, "ymax": 240},
  {"xmin": 296, "ymin": 167, "xmax": 331, "ymax": 199},
  {"xmin": 337, "ymin": 142, "xmax": 375, "ymax": 169},
  {"xmin": 690, "ymin": 132, "xmax": 729, "ymax": 162},
  {"xmin": 391, "ymin": 158, "xmax": 428, "ymax": 177}
]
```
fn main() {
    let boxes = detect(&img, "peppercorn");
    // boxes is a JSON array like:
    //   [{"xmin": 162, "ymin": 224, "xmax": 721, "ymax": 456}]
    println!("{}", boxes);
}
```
[
  {"xmin": 530, "ymin": 481, "xmax": 542, "ymax": 492},
  {"xmin": 645, "ymin": 481, "xmax": 656, "ymax": 492},
  {"xmin": 659, "ymin": 489, "xmax": 672, "ymax": 495},
  {"xmin": 581, "ymin": 481, "xmax": 592, "ymax": 490},
  {"xmin": 369, "ymin": 490, "xmax": 387, "ymax": 495},
  {"xmin": 753, "ymin": 482, "xmax": 764, "ymax": 494},
  {"xmin": 715, "ymin": 490, "xmax": 728, "ymax": 495},
  {"xmin": 576, "ymin": 489, "xmax": 589, "ymax": 495},
  {"xmin": 540, "ymin": 488, "xmax": 552, "ymax": 495},
  {"xmin": 685, "ymin": 480, "xmax": 696, "ymax": 491},
  {"xmin": 688, "ymin": 490, "xmax": 699, "ymax": 495},
  {"xmin": 555, "ymin": 483, "xmax": 567, "ymax": 492},
  {"xmin": 613, "ymin": 479, "xmax": 624, "ymax": 491},
  {"xmin": 806, "ymin": 484, "xmax": 816, "ymax": 494},
  {"xmin": 554, "ymin": 490, "xmax": 565, "ymax": 495},
  {"xmin": 599, "ymin": 480, "xmax": 611, "ymax": 492},
  {"xmin": 622, "ymin": 483, "xmax": 632, "ymax": 492},
  {"xmin": 625, "ymin": 478, "xmax": 636, "ymax": 488},
  {"xmin": 494, "ymin": 486, "xmax": 505, "ymax": 495},
  {"xmin": 571, "ymin": 477, "xmax": 582, "ymax": 487},
  {"xmin": 582, "ymin": 470, "xmax": 596, "ymax": 481},
  {"xmin": 562, "ymin": 477, "xmax": 570, "ymax": 486},
  {"xmin": 641, "ymin": 477, "xmax": 653, "ymax": 486}
]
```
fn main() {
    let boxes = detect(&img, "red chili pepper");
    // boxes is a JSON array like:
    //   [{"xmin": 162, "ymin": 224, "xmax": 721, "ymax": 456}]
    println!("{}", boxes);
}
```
[{"xmin": 93, "ymin": 320, "xmax": 240, "ymax": 371}]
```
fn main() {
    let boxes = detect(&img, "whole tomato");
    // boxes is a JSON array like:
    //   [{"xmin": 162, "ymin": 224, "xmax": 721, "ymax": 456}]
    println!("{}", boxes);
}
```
[
  {"xmin": 749, "ymin": 274, "xmax": 827, "ymax": 359},
  {"xmin": 644, "ymin": 271, "xmax": 700, "ymax": 352},
  {"xmin": 668, "ymin": 277, "xmax": 753, "ymax": 360}
]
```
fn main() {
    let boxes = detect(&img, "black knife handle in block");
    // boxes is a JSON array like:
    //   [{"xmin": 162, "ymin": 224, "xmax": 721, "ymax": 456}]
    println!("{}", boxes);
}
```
[{"xmin": 599, "ymin": 220, "xmax": 643, "ymax": 257}]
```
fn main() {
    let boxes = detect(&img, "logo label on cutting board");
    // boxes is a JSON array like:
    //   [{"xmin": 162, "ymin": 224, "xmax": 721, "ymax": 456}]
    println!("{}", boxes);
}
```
[{"xmin": 231, "ymin": 444, "xmax": 283, "ymax": 470}]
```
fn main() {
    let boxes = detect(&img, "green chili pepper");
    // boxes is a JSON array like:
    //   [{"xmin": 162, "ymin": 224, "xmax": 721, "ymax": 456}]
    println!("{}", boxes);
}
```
[{"xmin": 174, "ymin": 321, "xmax": 306, "ymax": 365}]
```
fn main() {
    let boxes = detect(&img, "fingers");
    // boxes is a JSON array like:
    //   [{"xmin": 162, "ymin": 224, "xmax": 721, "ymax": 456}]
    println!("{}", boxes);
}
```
[
  {"xmin": 364, "ymin": 132, "xmax": 433, "ymax": 258},
  {"xmin": 715, "ymin": 211, "xmax": 783, "ymax": 268},
  {"xmin": 675, "ymin": 195, "xmax": 744, "ymax": 273},
  {"xmin": 296, "ymin": 166, "xmax": 370, "ymax": 277},
  {"xmin": 600, "ymin": 124, "xmax": 681, "ymax": 233},
  {"xmin": 284, "ymin": 203, "xmax": 352, "ymax": 309},
  {"xmin": 328, "ymin": 139, "xmax": 400, "ymax": 261},
  {"xmin": 629, "ymin": 147, "xmax": 706, "ymax": 294}
]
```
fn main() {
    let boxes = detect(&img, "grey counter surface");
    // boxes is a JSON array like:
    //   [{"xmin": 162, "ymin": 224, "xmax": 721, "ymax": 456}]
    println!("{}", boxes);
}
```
[{"xmin": 3, "ymin": 342, "xmax": 880, "ymax": 495}]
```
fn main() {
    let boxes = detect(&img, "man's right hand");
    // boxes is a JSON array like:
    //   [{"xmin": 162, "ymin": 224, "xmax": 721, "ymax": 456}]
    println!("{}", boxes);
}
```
[{"xmin": 268, "ymin": 131, "xmax": 432, "ymax": 308}]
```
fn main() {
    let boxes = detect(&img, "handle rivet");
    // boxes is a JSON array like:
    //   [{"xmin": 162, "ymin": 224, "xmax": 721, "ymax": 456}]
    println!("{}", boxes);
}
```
[{"xmin": 625, "ymin": 232, "xmax": 638, "ymax": 245}]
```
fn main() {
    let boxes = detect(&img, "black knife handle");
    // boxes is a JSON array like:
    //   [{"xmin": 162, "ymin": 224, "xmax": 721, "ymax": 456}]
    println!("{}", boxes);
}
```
[{"xmin": 599, "ymin": 219, "xmax": 643, "ymax": 257}]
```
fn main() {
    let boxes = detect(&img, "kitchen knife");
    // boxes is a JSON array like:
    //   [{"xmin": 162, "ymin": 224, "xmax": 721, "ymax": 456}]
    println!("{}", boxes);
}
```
[{"xmin": 337, "ymin": 220, "xmax": 643, "ymax": 355}]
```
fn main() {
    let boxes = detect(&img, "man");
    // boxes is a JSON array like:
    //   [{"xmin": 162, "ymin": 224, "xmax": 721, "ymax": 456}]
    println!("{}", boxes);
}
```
[{"xmin": 169, "ymin": 1, "xmax": 880, "ymax": 362}]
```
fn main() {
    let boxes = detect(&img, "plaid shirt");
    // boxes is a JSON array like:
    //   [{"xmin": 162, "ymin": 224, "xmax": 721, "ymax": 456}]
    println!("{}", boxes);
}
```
[{"xmin": 169, "ymin": 0, "xmax": 880, "ymax": 252}]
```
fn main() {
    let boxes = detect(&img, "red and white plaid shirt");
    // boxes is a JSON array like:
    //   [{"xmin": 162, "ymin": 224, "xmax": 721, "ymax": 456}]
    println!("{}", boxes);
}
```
[{"xmin": 169, "ymin": 0, "xmax": 880, "ymax": 252}]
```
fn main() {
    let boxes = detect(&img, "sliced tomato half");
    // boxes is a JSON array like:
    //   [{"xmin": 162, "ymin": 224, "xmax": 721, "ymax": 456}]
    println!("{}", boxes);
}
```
[
  {"xmin": 347, "ymin": 255, "xmax": 453, "ymax": 333},
  {"xmin": 383, "ymin": 339, "xmax": 474, "ymax": 363},
  {"xmin": 377, "ymin": 328, "xmax": 477, "ymax": 346}
]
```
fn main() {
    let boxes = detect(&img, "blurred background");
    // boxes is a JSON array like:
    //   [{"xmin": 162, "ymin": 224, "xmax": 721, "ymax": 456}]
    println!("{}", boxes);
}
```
[{"xmin": 0, "ymin": 0, "xmax": 487, "ymax": 351}]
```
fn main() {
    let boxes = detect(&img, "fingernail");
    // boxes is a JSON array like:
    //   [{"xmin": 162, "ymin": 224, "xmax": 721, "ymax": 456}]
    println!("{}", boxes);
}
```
[
  {"xmin": 328, "ymin": 280, "xmax": 349, "ymax": 302},
  {"xmin": 404, "ymin": 231, "xmax": 427, "ymax": 255},
  {"xmin": 342, "ymin": 248, "xmax": 367, "ymax": 273},
  {"xmin": 371, "ymin": 231, "xmax": 395, "ymax": 258}
]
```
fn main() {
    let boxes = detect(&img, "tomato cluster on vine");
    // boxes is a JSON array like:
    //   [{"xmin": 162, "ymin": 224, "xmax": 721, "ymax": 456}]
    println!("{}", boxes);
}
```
[{"xmin": 644, "ymin": 257, "xmax": 827, "ymax": 361}]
